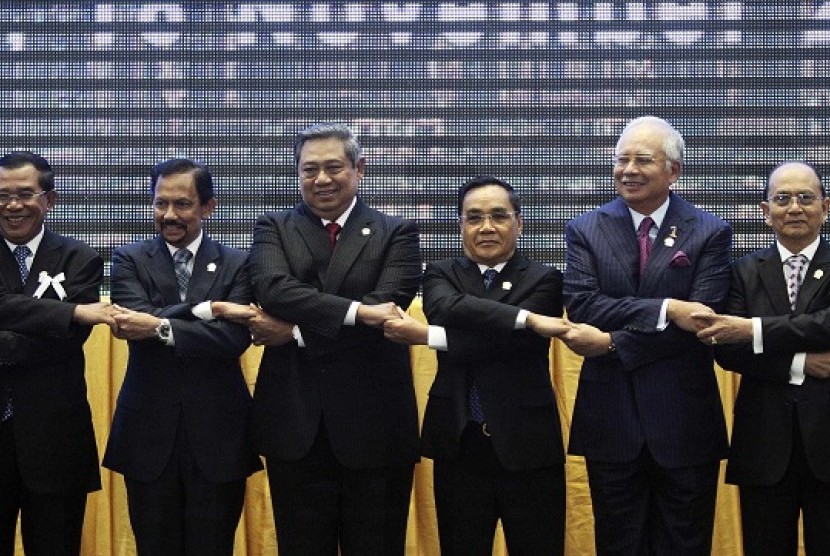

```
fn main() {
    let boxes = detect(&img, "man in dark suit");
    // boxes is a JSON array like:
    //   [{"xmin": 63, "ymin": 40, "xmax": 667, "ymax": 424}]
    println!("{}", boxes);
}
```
[
  {"xmin": 247, "ymin": 122, "xmax": 422, "ymax": 555},
  {"xmin": 0, "ymin": 151, "xmax": 115, "ymax": 555},
  {"xmin": 383, "ymin": 176, "xmax": 570, "ymax": 555},
  {"xmin": 104, "ymin": 158, "xmax": 261, "ymax": 555},
  {"xmin": 560, "ymin": 116, "xmax": 732, "ymax": 555},
  {"xmin": 692, "ymin": 161, "xmax": 830, "ymax": 555}
]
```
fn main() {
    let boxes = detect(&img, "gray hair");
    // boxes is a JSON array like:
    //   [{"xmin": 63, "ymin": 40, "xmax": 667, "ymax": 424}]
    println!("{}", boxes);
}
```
[
  {"xmin": 293, "ymin": 122, "xmax": 363, "ymax": 168},
  {"xmin": 616, "ymin": 116, "xmax": 685, "ymax": 169}
]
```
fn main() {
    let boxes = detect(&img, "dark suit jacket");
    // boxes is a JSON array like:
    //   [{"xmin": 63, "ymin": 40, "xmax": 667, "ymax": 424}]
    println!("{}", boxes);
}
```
[
  {"xmin": 103, "ymin": 235, "xmax": 261, "ymax": 483},
  {"xmin": 715, "ymin": 240, "xmax": 830, "ymax": 485},
  {"xmin": 563, "ymin": 193, "xmax": 732, "ymax": 467},
  {"xmin": 0, "ymin": 229, "xmax": 102, "ymax": 494},
  {"xmin": 420, "ymin": 253, "xmax": 565, "ymax": 471},
  {"xmin": 248, "ymin": 198, "xmax": 422, "ymax": 468}
]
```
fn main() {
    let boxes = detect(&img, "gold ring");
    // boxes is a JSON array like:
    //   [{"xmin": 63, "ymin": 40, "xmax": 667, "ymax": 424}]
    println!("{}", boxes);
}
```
[{"xmin": 710, "ymin": 336, "xmax": 718, "ymax": 345}]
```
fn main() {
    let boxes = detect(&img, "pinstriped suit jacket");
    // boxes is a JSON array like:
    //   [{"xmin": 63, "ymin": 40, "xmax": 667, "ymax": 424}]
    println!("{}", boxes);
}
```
[
  {"xmin": 248, "ymin": 198, "xmax": 422, "ymax": 468},
  {"xmin": 563, "ymin": 193, "xmax": 732, "ymax": 467}
]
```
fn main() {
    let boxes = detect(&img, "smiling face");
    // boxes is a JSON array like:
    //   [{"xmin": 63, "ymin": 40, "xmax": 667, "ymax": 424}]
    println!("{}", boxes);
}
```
[
  {"xmin": 460, "ymin": 183, "xmax": 523, "ymax": 267},
  {"xmin": 152, "ymin": 170, "xmax": 216, "ymax": 248},
  {"xmin": 614, "ymin": 122, "xmax": 681, "ymax": 215},
  {"xmin": 298, "ymin": 136, "xmax": 364, "ymax": 221},
  {"xmin": 762, "ymin": 162, "xmax": 830, "ymax": 253},
  {"xmin": 0, "ymin": 163, "xmax": 56, "ymax": 245}
]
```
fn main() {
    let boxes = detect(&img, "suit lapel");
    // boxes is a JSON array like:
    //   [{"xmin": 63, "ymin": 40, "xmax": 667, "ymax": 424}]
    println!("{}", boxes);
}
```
[
  {"xmin": 324, "ymin": 200, "xmax": 373, "ymax": 293},
  {"xmin": 757, "ymin": 245, "xmax": 792, "ymax": 315},
  {"xmin": 294, "ymin": 203, "xmax": 332, "ymax": 289},
  {"xmin": 0, "ymin": 243, "xmax": 20, "ymax": 291},
  {"xmin": 147, "ymin": 237, "xmax": 180, "ymax": 304},
  {"xmin": 798, "ymin": 239, "xmax": 830, "ymax": 312},
  {"xmin": 641, "ymin": 193, "xmax": 695, "ymax": 290},
  {"xmin": 598, "ymin": 199, "xmax": 639, "ymax": 291},
  {"xmin": 455, "ymin": 257, "xmax": 487, "ymax": 296},
  {"xmin": 187, "ymin": 236, "xmax": 222, "ymax": 302}
]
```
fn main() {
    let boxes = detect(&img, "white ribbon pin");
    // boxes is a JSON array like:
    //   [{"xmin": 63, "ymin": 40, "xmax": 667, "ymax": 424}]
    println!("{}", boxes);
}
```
[{"xmin": 33, "ymin": 271, "xmax": 67, "ymax": 300}]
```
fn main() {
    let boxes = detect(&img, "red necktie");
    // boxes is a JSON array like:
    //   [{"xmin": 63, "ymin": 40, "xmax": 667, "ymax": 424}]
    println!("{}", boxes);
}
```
[
  {"xmin": 325, "ymin": 222, "xmax": 342, "ymax": 249},
  {"xmin": 638, "ymin": 217, "xmax": 654, "ymax": 277}
]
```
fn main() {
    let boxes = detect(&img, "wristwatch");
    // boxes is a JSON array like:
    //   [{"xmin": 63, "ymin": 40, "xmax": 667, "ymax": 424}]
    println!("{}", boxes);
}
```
[{"xmin": 155, "ymin": 318, "xmax": 171, "ymax": 342}]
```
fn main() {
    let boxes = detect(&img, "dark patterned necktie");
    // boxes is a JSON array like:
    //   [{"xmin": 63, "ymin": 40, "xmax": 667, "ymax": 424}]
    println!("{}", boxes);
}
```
[
  {"xmin": 13, "ymin": 244, "xmax": 31, "ymax": 284},
  {"xmin": 325, "ymin": 222, "xmax": 342, "ymax": 249},
  {"xmin": 469, "ymin": 268, "xmax": 499, "ymax": 424},
  {"xmin": 637, "ymin": 217, "xmax": 654, "ymax": 277},
  {"xmin": 173, "ymin": 248, "xmax": 192, "ymax": 301},
  {"xmin": 786, "ymin": 254, "xmax": 808, "ymax": 311}
]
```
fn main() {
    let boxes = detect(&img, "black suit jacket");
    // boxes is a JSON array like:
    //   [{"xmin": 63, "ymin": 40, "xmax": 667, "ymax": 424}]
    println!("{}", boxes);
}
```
[
  {"xmin": 715, "ymin": 240, "xmax": 830, "ymax": 485},
  {"xmin": 103, "ymin": 235, "xmax": 261, "ymax": 483},
  {"xmin": 420, "ymin": 253, "xmax": 565, "ymax": 471},
  {"xmin": 564, "ymin": 193, "xmax": 732, "ymax": 467},
  {"xmin": 248, "ymin": 198, "xmax": 422, "ymax": 468},
  {"xmin": 0, "ymin": 229, "xmax": 102, "ymax": 494}
]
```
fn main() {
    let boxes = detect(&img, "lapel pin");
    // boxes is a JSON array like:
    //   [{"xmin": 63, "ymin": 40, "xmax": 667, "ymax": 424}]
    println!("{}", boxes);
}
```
[
  {"xmin": 663, "ymin": 226, "xmax": 678, "ymax": 247},
  {"xmin": 502, "ymin": 281, "xmax": 512, "ymax": 291},
  {"xmin": 361, "ymin": 227, "xmax": 371, "ymax": 236},
  {"xmin": 207, "ymin": 263, "xmax": 217, "ymax": 272},
  {"xmin": 814, "ymin": 269, "xmax": 824, "ymax": 280}
]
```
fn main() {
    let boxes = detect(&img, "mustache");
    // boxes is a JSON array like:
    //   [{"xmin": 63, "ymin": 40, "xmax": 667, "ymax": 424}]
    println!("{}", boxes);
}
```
[{"xmin": 161, "ymin": 220, "xmax": 185, "ymax": 228}]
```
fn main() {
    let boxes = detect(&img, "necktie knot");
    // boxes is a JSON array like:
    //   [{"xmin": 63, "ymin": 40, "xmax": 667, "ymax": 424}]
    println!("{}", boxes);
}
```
[
  {"xmin": 483, "ymin": 268, "xmax": 498, "ymax": 290},
  {"xmin": 174, "ymin": 249, "xmax": 192, "ymax": 301},
  {"xmin": 13, "ymin": 244, "xmax": 32, "ymax": 283},
  {"xmin": 325, "ymin": 222, "xmax": 342, "ymax": 249}
]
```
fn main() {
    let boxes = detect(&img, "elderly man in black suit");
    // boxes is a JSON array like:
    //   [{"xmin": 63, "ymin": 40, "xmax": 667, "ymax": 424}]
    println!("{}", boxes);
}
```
[
  {"xmin": 104, "ymin": 158, "xmax": 261, "ymax": 555},
  {"xmin": 693, "ymin": 161, "xmax": 830, "ymax": 555},
  {"xmin": 384, "ymin": 175, "xmax": 570, "ymax": 555},
  {"xmin": 0, "ymin": 151, "xmax": 115, "ymax": 555},
  {"xmin": 246, "ymin": 122, "xmax": 422, "ymax": 555}
]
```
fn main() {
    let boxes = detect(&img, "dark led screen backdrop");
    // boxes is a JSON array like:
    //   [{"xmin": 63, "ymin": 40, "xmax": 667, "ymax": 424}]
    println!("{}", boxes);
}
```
[{"xmin": 2, "ymin": 2, "xmax": 829, "ymax": 291}]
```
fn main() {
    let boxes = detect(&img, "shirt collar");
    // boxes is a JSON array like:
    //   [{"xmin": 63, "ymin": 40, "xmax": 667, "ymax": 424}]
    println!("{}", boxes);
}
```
[
  {"xmin": 776, "ymin": 236, "xmax": 820, "ymax": 263},
  {"xmin": 166, "ymin": 230, "xmax": 203, "ymax": 258},
  {"xmin": 5, "ymin": 226, "xmax": 45, "ymax": 256},
  {"xmin": 321, "ymin": 196, "xmax": 358, "ymax": 228},
  {"xmin": 477, "ymin": 261, "xmax": 507, "ymax": 274},
  {"xmin": 629, "ymin": 196, "xmax": 670, "ymax": 231}
]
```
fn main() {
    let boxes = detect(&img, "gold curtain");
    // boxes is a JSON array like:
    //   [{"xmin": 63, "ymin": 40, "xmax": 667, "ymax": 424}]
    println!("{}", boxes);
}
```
[{"xmin": 13, "ymin": 300, "xmax": 801, "ymax": 554}]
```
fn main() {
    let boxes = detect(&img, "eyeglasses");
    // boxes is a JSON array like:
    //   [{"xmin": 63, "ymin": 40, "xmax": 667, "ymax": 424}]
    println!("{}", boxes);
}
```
[
  {"xmin": 0, "ymin": 190, "xmax": 48, "ymax": 205},
  {"xmin": 612, "ymin": 154, "xmax": 659, "ymax": 168},
  {"xmin": 300, "ymin": 163, "xmax": 348, "ymax": 180},
  {"xmin": 460, "ymin": 211, "xmax": 515, "ymax": 226},
  {"xmin": 768, "ymin": 193, "xmax": 821, "ymax": 207}
]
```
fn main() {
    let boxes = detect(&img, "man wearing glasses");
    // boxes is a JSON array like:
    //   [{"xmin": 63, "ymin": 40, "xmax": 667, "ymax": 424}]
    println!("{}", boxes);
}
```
[
  {"xmin": 0, "ymin": 151, "xmax": 114, "ymax": 554},
  {"xmin": 559, "ymin": 116, "xmax": 732, "ymax": 555},
  {"xmin": 247, "ymin": 123, "xmax": 422, "ymax": 555},
  {"xmin": 692, "ymin": 161, "xmax": 830, "ymax": 555},
  {"xmin": 384, "ymin": 176, "xmax": 570, "ymax": 555}
]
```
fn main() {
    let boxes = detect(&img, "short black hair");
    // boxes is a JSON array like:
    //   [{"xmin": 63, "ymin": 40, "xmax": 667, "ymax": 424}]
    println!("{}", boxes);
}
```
[
  {"xmin": 0, "ymin": 151, "xmax": 55, "ymax": 191},
  {"xmin": 764, "ymin": 161, "xmax": 826, "ymax": 200},
  {"xmin": 457, "ymin": 175, "xmax": 521, "ymax": 215},
  {"xmin": 150, "ymin": 158, "xmax": 214, "ymax": 204}
]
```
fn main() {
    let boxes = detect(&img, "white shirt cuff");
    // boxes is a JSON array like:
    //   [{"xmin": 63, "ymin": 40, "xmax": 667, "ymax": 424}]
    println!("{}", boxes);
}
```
[
  {"xmin": 293, "ymin": 325, "xmax": 305, "ymax": 348},
  {"xmin": 515, "ymin": 309, "xmax": 528, "ymax": 329},
  {"xmin": 345, "ymin": 301, "xmax": 359, "ymax": 325},
  {"xmin": 790, "ymin": 352, "xmax": 806, "ymax": 385},
  {"xmin": 428, "ymin": 325, "xmax": 448, "ymax": 351},
  {"xmin": 191, "ymin": 301, "xmax": 214, "ymax": 321},
  {"xmin": 657, "ymin": 299, "xmax": 670, "ymax": 331},
  {"xmin": 752, "ymin": 317, "xmax": 763, "ymax": 354}
]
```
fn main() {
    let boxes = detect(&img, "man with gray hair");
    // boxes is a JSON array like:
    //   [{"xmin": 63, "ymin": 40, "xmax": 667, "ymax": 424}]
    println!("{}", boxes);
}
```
[
  {"xmin": 247, "ymin": 123, "xmax": 422, "ymax": 554},
  {"xmin": 559, "ymin": 116, "xmax": 732, "ymax": 555}
]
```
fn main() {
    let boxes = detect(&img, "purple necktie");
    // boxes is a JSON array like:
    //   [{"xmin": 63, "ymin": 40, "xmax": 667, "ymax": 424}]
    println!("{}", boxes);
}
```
[{"xmin": 638, "ymin": 217, "xmax": 654, "ymax": 277}]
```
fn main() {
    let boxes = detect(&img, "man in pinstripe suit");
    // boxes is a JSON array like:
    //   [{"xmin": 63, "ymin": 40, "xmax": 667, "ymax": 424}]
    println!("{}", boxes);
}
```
[
  {"xmin": 560, "ymin": 116, "xmax": 732, "ymax": 555},
  {"xmin": 247, "ymin": 123, "xmax": 422, "ymax": 555}
]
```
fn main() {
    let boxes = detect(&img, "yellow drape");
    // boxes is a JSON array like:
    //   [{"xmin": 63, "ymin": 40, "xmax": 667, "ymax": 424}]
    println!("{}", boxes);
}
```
[{"xmin": 12, "ymin": 300, "xmax": 803, "ymax": 554}]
